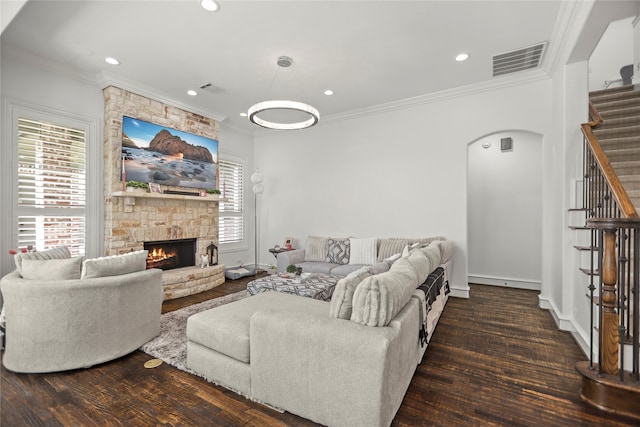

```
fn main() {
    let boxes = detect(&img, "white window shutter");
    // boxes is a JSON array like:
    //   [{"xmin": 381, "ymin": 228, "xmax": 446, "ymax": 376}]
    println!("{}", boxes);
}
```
[
  {"xmin": 218, "ymin": 159, "xmax": 244, "ymax": 243},
  {"xmin": 16, "ymin": 117, "xmax": 87, "ymax": 256}
]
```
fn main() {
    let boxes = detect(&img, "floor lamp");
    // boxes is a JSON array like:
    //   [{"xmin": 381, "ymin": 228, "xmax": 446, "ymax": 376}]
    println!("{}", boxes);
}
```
[{"xmin": 251, "ymin": 169, "xmax": 264, "ymax": 274}]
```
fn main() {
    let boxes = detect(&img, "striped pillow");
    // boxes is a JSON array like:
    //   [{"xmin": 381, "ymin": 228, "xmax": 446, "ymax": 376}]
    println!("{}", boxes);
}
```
[
  {"xmin": 304, "ymin": 236, "xmax": 328, "ymax": 262},
  {"xmin": 377, "ymin": 238, "xmax": 409, "ymax": 261},
  {"xmin": 349, "ymin": 237, "xmax": 377, "ymax": 265}
]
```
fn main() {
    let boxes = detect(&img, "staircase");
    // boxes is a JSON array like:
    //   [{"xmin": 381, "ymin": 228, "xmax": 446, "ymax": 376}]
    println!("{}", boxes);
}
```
[
  {"xmin": 589, "ymin": 85, "xmax": 640, "ymax": 211},
  {"xmin": 573, "ymin": 85, "xmax": 640, "ymax": 421}
]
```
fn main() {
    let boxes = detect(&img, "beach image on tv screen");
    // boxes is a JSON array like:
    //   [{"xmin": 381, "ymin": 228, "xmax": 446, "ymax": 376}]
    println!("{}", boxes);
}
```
[{"xmin": 121, "ymin": 116, "xmax": 218, "ymax": 190}]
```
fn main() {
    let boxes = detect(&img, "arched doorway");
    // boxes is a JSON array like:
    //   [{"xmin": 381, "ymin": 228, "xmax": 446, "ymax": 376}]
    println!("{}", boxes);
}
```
[{"xmin": 467, "ymin": 131, "xmax": 542, "ymax": 290}]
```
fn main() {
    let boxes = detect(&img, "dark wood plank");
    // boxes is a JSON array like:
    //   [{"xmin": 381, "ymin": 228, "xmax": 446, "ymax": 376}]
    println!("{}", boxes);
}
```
[{"xmin": 2, "ymin": 282, "xmax": 637, "ymax": 426}]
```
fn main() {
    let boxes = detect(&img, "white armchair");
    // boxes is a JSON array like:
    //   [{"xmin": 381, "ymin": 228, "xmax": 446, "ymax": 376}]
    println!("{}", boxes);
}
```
[{"xmin": 0, "ymin": 268, "xmax": 163, "ymax": 373}]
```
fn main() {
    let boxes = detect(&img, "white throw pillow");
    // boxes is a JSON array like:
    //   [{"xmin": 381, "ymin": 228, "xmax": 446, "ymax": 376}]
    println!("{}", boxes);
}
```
[
  {"xmin": 384, "ymin": 253, "xmax": 402, "ymax": 264},
  {"xmin": 20, "ymin": 257, "xmax": 82, "ymax": 280},
  {"xmin": 329, "ymin": 267, "xmax": 372, "ymax": 320},
  {"xmin": 14, "ymin": 245, "xmax": 71, "ymax": 276},
  {"xmin": 350, "ymin": 268, "xmax": 418, "ymax": 327},
  {"xmin": 81, "ymin": 250, "xmax": 148, "ymax": 279},
  {"xmin": 348, "ymin": 237, "xmax": 377, "ymax": 265}
]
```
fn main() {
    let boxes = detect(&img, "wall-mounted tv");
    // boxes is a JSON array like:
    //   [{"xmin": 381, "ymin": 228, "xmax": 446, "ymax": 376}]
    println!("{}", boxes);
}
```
[{"xmin": 121, "ymin": 116, "xmax": 218, "ymax": 190}]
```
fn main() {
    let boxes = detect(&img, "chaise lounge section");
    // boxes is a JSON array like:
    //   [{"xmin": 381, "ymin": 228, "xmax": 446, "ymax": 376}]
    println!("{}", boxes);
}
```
[{"xmin": 186, "ymin": 239, "xmax": 453, "ymax": 427}]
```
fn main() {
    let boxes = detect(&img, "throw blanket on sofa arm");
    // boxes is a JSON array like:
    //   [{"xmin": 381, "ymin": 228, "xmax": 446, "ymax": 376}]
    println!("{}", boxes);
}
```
[{"xmin": 413, "ymin": 266, "xmax": 445, "ymax": 347}]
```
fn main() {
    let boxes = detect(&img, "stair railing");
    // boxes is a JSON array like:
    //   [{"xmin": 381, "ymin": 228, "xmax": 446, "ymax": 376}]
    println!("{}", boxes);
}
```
[{"xmin": 581, "ymin": 101, "xmax": 639, "ymax": 385}]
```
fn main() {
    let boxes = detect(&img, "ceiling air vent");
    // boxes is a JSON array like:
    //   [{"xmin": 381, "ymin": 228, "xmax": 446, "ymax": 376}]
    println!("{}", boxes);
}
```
[
  {"xmin": 493, "ymin": 42, "xmax": 546, "ymax": 77},
  {"xmin": 199, "ymin": 82, "xmax": 225, "ymax": 95}
]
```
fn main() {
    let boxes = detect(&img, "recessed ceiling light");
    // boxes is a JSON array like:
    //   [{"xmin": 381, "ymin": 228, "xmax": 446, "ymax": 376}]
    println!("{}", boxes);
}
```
[
  {"xmin": 455, "ymin": 53, "xmax": 469, "ymax": 62},
  {"xmin": 324, "ymin": 89, "xmax": 334, "ymax": 96},
  {"xmin": 104, "ymin": 57, "xmax": 120, "ymax": 65},
  {"xmin": 240, "ymin": 112, "xmax": 247, "ymax": 117},
  {"xmin": 187, "ymin": 90, "xmax": 198, "ymax": 96},
  {"xmin": 200, "ymin": 0, "xmax": 220, "ymax": 12}
]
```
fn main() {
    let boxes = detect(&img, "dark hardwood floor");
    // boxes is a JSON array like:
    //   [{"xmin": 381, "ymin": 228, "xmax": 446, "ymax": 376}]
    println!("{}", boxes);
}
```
[{"xmin": 2, "ymin": 278, "xmax": 637, "ymax": 426}]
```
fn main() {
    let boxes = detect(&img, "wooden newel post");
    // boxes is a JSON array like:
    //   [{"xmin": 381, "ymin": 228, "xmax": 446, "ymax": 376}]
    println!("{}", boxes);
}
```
[
  {"xmin": 587, "ymin": 217, "xmax": 640, "ymax": 377},
  {"xmin": 600, "ymin": 228, "xmax": 619, "ymax": 375}
]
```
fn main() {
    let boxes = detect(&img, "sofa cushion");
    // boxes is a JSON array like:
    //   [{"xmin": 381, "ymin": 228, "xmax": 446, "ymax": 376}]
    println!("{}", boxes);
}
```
[
  {"xmin": 329, "ymin": 263, "xmax": 366, "ymax": 277},
  {"xmin": 384, "ymin": 253, "xmax": 402, "ymax": 264},
  {"xmin": 368, "ymin": 260, "xmax": 391, "ymax": 275},
  {"xmin": 326, "ymin": 238, "xmax": 350, "ymax": 264},
  {"xmin": 436, "ymin": 240, "xmax": 455, "ymax": 264},
  {"xmin": 403, "ymin": 250, "xmax": 432, "ymax": 283},
  {"xmin": 329, "ymin": 267, "xmax": 372, "ymax": 320},
  {"xmin": 14, "ymin": 245, "xmax": 71, "ymax": 276},
  {"xmin": 20, "ymin": 257, "xmax": 82, "ymax": 280},
  {"xmin": 398, "ymin": 241, "xmax": 445, "ymax": 285},
  {"xmin": 81, "ymin": 250, "xmax": 148, "ymax": 279},
  {"xmin": 377, "ymin": 238, "xmax": 409, "ymax": 262},
  {"xmin": 350, "ymin": 267, "xmax": 418, "ymax": 327},
  {"xmin": 401, "ymin": 242, "xmax": 423, "ymax": 257},
  {"xmin": 187, "ymin": 292, "xmax": 328, "ymax": 364},
  {"xmin": 348, "ymin": 237, "xmax": 377, "ymax": 265},
  {"xmin": 388, "ymin": 257, "xmax": 420, "ymax": 286},
  {"xmin": 304, "ymin": 236, "xmax": 328, "ymax": 262},
  {"xmin": 299, "ymin": 262, "xmax": 335, "ymax": 274}
]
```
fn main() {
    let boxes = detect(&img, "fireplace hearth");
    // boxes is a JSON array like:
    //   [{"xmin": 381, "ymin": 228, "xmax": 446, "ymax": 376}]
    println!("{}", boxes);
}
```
[{"xmin": 144, "ymin": 238, "xmax": 196, "ymax": 271}]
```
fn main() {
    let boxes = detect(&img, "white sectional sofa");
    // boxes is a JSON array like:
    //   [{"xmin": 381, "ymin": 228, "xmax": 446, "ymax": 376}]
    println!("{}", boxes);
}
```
[
  {"xmin": 276, "ymin": 235, "xmax": 446, "ymax": 275},
  {"xmin": 186, "ymin": 239, "xmax": 453, "ymax": 427}
]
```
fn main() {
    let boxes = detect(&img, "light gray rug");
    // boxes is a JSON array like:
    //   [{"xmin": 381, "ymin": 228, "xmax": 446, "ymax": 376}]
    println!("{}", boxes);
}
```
[{"xmin": 140, "ymin": 290, "xmax": 247, "ymax": 371}]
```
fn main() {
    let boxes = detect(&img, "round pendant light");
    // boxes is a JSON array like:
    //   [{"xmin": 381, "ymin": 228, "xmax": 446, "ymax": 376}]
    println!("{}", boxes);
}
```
[
  {"xmin": 248, "ymin": 56, "xmax": 320, "ymax": 130},
  {"xmin": 248, "ymin": 100, "xmax": 319, "ymax": 130}
]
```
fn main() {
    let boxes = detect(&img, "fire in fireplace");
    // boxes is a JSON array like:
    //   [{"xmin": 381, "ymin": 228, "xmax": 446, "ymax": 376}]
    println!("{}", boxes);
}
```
[{"xmin": 143, "ymin": 238, "xmax": 196, "ymax": 271}]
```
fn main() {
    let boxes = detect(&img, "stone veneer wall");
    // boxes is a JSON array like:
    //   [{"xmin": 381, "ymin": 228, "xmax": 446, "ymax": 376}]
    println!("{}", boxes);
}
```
[{"xmin": 103, "ymin": 86, "xmax": 224, "ymax": 299}]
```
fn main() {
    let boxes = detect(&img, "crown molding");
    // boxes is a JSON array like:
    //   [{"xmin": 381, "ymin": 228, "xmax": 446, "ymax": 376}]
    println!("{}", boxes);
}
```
[
  {"xmin": 3, "ymin": 46, "xmax": 228, "ymax": 123},
  {"xmin": 2, "ymin": 45, "xmax": 101, "ymax": 88},
  {"xmin": 542, "ymin": 0, "xmax": 583, "ymax": 75},
  {"xmin": 318, "ymin": 68, "xmax": 550, "ymax": 128},
  {"xmin": 96, "ymin": 72, "xmax": 227, "ymax": 123},
  {"xmin": 249, "ymin": 67, "xmax": 551, "ymax": 136}
]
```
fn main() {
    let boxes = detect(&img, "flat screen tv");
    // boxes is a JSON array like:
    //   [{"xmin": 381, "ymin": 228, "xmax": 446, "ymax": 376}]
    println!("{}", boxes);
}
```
[{"xmin": 121, "ymin": 116, "xmax": 218, "ymax": 190}]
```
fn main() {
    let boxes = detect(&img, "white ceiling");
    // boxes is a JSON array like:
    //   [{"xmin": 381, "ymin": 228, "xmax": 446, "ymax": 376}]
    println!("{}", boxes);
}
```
[{"xmin": 2, "ymin": 0, "xmax": 566, "ymax": 133}]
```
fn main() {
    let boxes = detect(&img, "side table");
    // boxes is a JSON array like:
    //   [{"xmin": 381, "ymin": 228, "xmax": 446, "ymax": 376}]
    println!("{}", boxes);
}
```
[{"xmin": 268, "ymin": 247, "xmax": 294, "ymax": 258}]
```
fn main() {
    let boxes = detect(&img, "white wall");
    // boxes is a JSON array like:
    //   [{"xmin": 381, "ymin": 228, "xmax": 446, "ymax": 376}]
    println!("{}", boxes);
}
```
[
  {"xmin": 253, "ymin": 79, "xmax": 553, "ymax": 298},
  {"xmin": 467, "ymin": 131, "xmax": 542, "ymax": 290},
  {"xmin": 588, "ymin": 16, "xmax": 635, "ymax": 91}
]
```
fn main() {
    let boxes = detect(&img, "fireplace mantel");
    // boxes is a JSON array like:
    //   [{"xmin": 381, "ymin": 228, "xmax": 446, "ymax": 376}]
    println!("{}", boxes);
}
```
[{"xmin": 112, "ymin": 191, "xmax": 225, "ymax": 203}]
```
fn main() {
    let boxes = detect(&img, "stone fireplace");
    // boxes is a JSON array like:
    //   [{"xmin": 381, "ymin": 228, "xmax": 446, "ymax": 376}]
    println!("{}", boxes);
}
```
[{"xmin": 102, "ymin": 86, "xmax": 225, "ymax": 299}]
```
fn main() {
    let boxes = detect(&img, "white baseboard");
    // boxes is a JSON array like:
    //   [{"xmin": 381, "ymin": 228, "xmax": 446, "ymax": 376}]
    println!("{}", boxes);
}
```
[
  {"xmin": 538, "ymin": 294, "xmax": 590, "ymax": 358},
  {"xmin": 468, "ymin": 275, "xmax": 540, "ymax": 291},
  {"xmin": 449, "ymin": 285, "xmax": 469, "ymax": 299}
]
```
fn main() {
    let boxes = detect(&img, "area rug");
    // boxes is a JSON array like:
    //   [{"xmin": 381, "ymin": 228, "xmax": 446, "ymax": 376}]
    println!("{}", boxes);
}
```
[{"xmin": 139, "ymin": 290, "xmax": 247, "ymax": 372}]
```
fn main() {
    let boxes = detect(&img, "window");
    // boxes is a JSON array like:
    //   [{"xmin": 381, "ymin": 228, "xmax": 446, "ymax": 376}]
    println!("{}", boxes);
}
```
[
  {"xmin": 218, "ymin": 158, "xmax": 244, "ymax": 244},
  {"xmin": 16, "ymin": 117, "xmax": 86, "ymax": 256}
]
